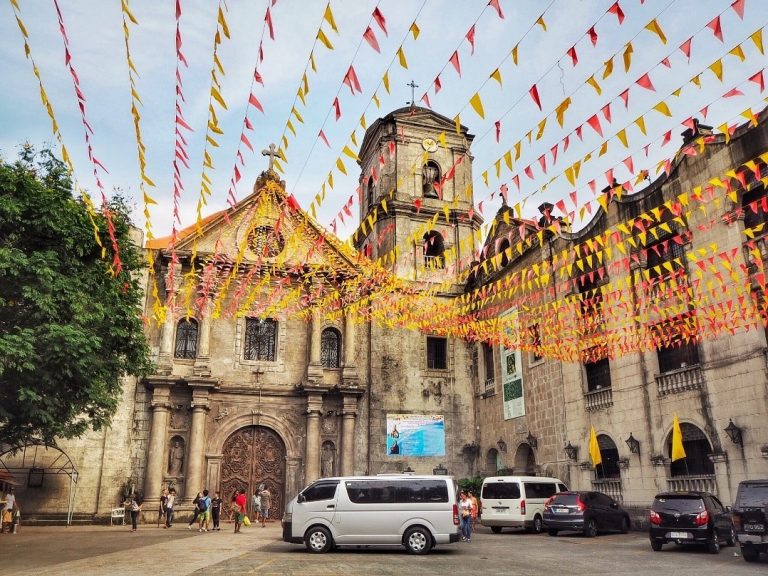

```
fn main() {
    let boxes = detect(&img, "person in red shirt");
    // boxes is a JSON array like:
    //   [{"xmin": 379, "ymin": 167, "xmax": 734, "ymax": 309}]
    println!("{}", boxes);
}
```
[{"xmin": 234, "ymin": 488, "xmax": 247, "ymax": 533}]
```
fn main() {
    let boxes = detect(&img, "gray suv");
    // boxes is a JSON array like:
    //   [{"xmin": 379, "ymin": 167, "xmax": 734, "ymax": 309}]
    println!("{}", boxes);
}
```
[{"xmin": 732, "ymin": 479, "xmax": 768, "ymax": 562}]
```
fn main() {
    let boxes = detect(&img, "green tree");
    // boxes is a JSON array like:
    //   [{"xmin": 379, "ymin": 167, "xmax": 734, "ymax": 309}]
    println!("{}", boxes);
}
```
[{"xmin": 0, "ymin": 146, "xmax": 151, "ymax": 448}]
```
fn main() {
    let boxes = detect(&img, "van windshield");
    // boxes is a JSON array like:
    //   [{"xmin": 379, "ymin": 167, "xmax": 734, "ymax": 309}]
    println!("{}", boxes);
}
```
[
  {"xmin": 482, "ymin": 482, "xmax": 520, "ymax": 500},
  {"xmin": 737, "ymin": 483, "xmax": 768, "ymax": 508}
]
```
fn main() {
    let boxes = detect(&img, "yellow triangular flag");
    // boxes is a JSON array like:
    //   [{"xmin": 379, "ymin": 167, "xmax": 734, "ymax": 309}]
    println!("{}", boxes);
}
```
[
  {"xmin": 490, "ymin": 68, "xmax": 502, "ymax": 86},
  {"xmin": 671, "ymin": 414, "xmax": 686, "ymax": 462},
  {"xmin": 317, "ymin": 29, "xmax": 334, "ymax": 50},
  {"xmin": 323, "ymin": 4, "xmax": 338, "ymax": 33},
  {"xmin": 644, "ymin": 19, "xmax": 667, "ymax": 44},
  {"xmin": 623, "ymin": 42, "xmax": 633, "ymax": 72},
  {"xmin": 372, "ymin": 92, "xmax": 380, "ymax": 109},
  {"xmin": 397, "ymin": 47, "xmax": 408, "ymax": 69},
  {"xmin": 469, "ymin": 92, "xmax": 484, "ymax": 119},
  {"xmin": 336, "ymin": 157, "xmax": 347, "ymax": 175},
  {"xmin": 719, "ymin": 122, "xmax": 731, "ymax": 144},
  {"xmin": 751, "ymin": 29, "xmax": 764, "ymax": 55},
  {"xmin": 586, "ymin": 75, "xmax": 601, "ymax": 95},
  {"xmin": 729, "ymin": 44, "xmax": 745, "ymax": 62},
  {"xmin": 617, "ymin": 128, "xmax": 628, "ymax": 148},
  {"xmin": 536, "ymin": 15, "xmax": 546, "ymax": 31},
  {"xmin": 218, "ymin": 7, "xmax": 230, "ymax": 39},
  {"xmin": 555, "ymin": 97, "xmax": 571, "ymax": 127},
  {"xmin": 342, "ymin": 145, "xmax": 359, "ymax": 161},
  {"xmin": 635, "ymin": 116, "xmax": 647, "ymax": 135},
  {"xmin": 454, "ymin": 115, "xmax": 461, "ymax": 135},
  {"xmin": 410, "ymin": 22, "xmax": 420, "ymax": 40},
  {"xmin": 602, "ymin": 56, "xmax": 614, "ymax": 79},
  {"xmin": 383, "ymin": 72, "xmax": 390, "ymax": 94},
  {"xmin": 589, "ymin": 426, "xmax": 602, "ymax": 467},
  {"xmin": 512, "ymin": 44, "xmax": 519, "ymax": 65},
  {"xmin": 709, "ymin": 59, "xmax": 723, "ymax": 82},
  {"xmin": 653, "ymin": 101, "xmax": 672, "ymax": 117}
]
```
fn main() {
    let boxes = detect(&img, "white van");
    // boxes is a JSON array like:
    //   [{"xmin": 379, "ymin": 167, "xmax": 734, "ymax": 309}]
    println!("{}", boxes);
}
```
[
  {"xmin": 283, "ymin": 475, "xmax": 460, "ymax": 554},
  {"xmin": 480, "ymin": 475, "xmax": 567, "ymax": 533}
]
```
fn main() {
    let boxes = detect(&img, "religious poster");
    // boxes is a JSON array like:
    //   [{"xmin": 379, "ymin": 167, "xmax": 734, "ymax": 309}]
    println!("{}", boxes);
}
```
[
  {"xmin": 500, "ymin": 309, "xmax": 525, "ymax": 420},
  {"xmin": 386, "ymin": 414, "xmax": 445, "ymax": 457}
]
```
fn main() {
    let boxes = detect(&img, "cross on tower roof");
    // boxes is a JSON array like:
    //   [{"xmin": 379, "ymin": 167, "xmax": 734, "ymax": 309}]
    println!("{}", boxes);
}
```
[
  {"xmin": 406, "ymin": 80, "xmax": 419, "ymax": 108},
  {"xmin": 261, "ymin": 143, "xmax": 278, "ymax": 172}
]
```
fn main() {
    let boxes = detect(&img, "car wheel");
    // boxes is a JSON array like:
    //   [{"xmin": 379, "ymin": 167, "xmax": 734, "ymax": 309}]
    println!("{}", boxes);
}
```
[
  {"xmin": 726, "ymin": 526, "xmax": 735, "ymax": 547},
  {"xmin": 490, "ymin": 526, "xmax": 502, "ymax": 534},
  {"xmin": 650, "ymin": 540, "xmax": 663, "ymax": 552},
  {"xmin": 620, "ymin": 517, "xmax": 630, "ymax": 534},
  {"xmin": 707, "ymin": 535, "xmax": 720, "ymax": 554},
  {"xmin": 305, "ymin": 525, "xmax": 333, "ymax": 554},
  {"xmin": 533, "ymin": 515, "xmax": 543, "ymax": 534},
  {"xmin": 741, "ymin": 545, "xmax": 759, "ymax": 562},
  {"xmin": 583, "ymin": 519, "xmax": 598, "ymax": 538},
  {"xmin": 404, "ymin": 526, "xmax": 433, "ymax": 555},
  {"xmin": 547, "ymin": 529, "xmax": 558, "ymax": 537}
]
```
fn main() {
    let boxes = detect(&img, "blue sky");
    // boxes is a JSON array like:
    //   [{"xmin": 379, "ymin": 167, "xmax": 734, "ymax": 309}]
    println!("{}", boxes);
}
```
[{"xmin": 1, "ymin": 0, "xmax": 765, "ymax": 243}]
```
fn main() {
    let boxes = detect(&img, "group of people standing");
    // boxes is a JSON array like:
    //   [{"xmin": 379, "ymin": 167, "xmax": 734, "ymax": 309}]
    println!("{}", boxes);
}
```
[
  {"xmin": 231, "ymin": 484, "xmax": 271, "ymax": 533},
  {"xmin": 1, "ymin": 488, "xmax": 20, "ymax": 534},
  {"xmin": 458, "ymin": 490, "xmax": 479, "ymax": 543}
]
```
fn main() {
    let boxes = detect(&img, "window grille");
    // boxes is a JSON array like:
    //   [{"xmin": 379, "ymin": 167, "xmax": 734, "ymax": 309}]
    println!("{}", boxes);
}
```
[
  {"xmin": 174, "ymin": 318, "xmax": 198, "ymax": 359},
  {"xmin": 244, "ymin": 318, "xmax": 277, "ymax": 361},
  {"xmin": 321, "ymin": 328, "xmax": 341, "ymax": 368},
  {"xmin": 427, "ymin": 337, "xmax": 447, "ymax": 370}
]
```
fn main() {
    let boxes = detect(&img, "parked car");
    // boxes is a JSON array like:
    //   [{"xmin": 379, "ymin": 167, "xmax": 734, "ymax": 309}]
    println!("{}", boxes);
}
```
[
  {"xmin": 649, "ymin": 491, "xmax": 734, "ymax": 553},
  {"xmin": 282, "ymin": 475, "xmax": 460, "ymax": 555},
  {"xmin": 480, "ymin": 475, "xmax": 568, "ymax": 534},
  {"xmin": 542, "ymin": 491, "xmax": 630, "ymax": 537},
  {"xmin": 732, "ymin": 479, "xmax": 768, "ymax": 562}
]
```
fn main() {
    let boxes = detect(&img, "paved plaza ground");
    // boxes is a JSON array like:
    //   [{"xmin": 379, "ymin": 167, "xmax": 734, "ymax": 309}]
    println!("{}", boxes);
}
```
[{"xmin": 0, "ymin": 522, "xmax": 766, "ymax": 575}]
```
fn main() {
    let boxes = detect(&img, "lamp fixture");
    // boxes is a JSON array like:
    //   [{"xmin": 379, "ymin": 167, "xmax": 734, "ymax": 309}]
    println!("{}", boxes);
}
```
[
  {"xmin": 526, "ymin": 431, "xmax": 538, "ymax": 449},
  {"xmin": 497, "ymin": 438, "xmax": 508, "ymax": 453},
  {"xmin": 724, "ymin": 419, "xmax": 743, "ymax": 445},
  {"xmin": 564, "ymin": 441, "xmax": 578, "ymax": 460},
  {"xmin": 625, "ymin": 433, "xmax": 640, "ymax": 454}
]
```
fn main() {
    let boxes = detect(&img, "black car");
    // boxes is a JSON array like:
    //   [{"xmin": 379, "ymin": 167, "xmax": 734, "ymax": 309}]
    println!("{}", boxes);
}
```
[
  {"xmin": 732, "ymin": 479, "xmax": 768, "ymax": 562},
  {"xmin": 543, "ymin": 491, "xmax": 630, "ymax": 537},
  {"xmin": 649, "ymin": 491, "xmax": 734, "ymax": 553}
]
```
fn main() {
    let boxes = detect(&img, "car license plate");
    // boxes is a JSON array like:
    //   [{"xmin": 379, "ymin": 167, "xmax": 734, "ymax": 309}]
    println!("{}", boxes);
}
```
[
  {"xmin": 670, "ymin": 531, "xmax": 689, "ymax": 539},
  {"xmin": 554, "ymin": 507, "xmax": 568, "ymax": 514},
  {"xmin": 745, "ymin": 524, "xmax": 764, "ymax": 531},
  {"xmin": 492, "ymin": 506, "xmax": 508, "ymax": 511}
]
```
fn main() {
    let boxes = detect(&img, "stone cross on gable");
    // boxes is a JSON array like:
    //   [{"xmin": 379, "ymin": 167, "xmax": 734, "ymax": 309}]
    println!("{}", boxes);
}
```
[{"xmin": 261, "ymin": 143, "xmax": 278, "ymax": 171}]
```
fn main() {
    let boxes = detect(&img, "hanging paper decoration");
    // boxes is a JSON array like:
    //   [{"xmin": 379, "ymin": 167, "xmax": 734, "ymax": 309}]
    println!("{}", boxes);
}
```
[{"xmin": 363, "ymin": 26, "xmax": 380, "ymax": 52}]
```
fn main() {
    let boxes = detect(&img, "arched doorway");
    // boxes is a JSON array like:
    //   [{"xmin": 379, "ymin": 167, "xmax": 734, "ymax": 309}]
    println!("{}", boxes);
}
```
[
  {"xmin": 514, "ymin": 443, "xmax": 536, "ymax": 475},
  {"xmin": 220, "ymin": 426, "xmax": 286, "ymax": 520}
]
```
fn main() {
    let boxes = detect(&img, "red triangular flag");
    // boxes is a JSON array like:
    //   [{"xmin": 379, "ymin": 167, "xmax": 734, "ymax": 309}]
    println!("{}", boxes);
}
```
[
  {"xmin": 706, "ymin": 15, "xmax": 723, "ymax": 42},
  {"xmin": 567, "ymin": 46, "xmax": 578, "ymax": 66},
  {"xmin": 636, "ymin": 72, "xmax": 655, "ymax": 91},
  {"xmin": 363, "ymin": 26, "xmax": 380, "ymax": 53},
  {"xmin": 264, "ymin": 6, "xmax": 275, "ymax": 40},
  {"xmin": 529, "ymin": 84, "xmax": 542, "ymax": 110},
  {"xmin": 731, "ymin": 0, "xmax": 745, "ymax": 19},
  {"xmin": 488, "ymin": 0, "xmax": 504, "ymax": 19},
  {"xmin": 372, "ymin": 7, "xmax": 387, "ymax": 35},
  {"xmin": 588, "ymin": 26, "xmax": 598, "ymax": 46},
  {"xmin": 749, "ymin": 70, "xmax": 765, "ymax": 93},
  {"xmin": 587, "ymin": 114, "xmax": 603, "ymax": 137},
  {"xmin": 449, "ymin": 50, "xmax": 461, "ymax": 77},
  {"xmin": 248, "ymin": 93, "xmax": 264, "ymax": 113},
  {"xmin": 619, "ymin": 88, "xmax": 630, "ymax": 108},
  {"xmin": 421, "ymin": 93, "xmax": 432, "ymax": 108},
  {"xmin": 495, "ymin": 120, "xmax": 501, "ymax": 143},
  {"xmin": 601, "ymin": 102, "xmax": 612, "ymax": 123},
  {"xmin": 333, "ymin": 97, "xmax": 341, "ymax": 121},
  {"xmin": 343, "ymin": 65, "xmax": 362, "ymax": 94},
  {"xmin": 679, "ymin": 37, "xmax": 692, "ymax": 60},
  {"xmin": 623, "ymin": 156, "xmax": 634, "ymax": 174},
  {"xmin": 660, "ymin": 57, "xmax": 671, "ymax": 68},
  {"xmin": 608, "ymin": 1, "xmax": 625, "ymax": 24},
  {"xmin": 723, "ymin": 87, "xmax": 743, "ymax": 98},
  {"xmin": 254, "ymin": 71, "xmax": 264, "ymax": 86},
  {"xmin": 466, "ymin": 25, "xmax": 476, "ymax": 55},
  {"xmin": 319, "ymin": 130, "xmax": 330, "ymax": 148},
  {"xmin": 434, "ymin": 75, "xmax": 442, "ymax": 94}
]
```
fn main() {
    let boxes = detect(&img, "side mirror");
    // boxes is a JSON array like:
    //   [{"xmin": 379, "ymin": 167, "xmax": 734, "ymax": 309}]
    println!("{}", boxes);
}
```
[
  {"xmin": 297, "ymin": 494, "xmax": 306, "ymax": 504},
  {"xmin": 610, "ymin": 502, "xmax": 618, "ymax": 509},
  {"xmin": 725, "ymin": 506, "xmax": 731, "ymax": 513}
]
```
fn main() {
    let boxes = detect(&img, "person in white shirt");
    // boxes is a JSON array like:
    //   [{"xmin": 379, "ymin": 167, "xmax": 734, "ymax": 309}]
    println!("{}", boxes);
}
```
[{"xmin": 459, "ymin": 491, "xmax": 473, "ymax": 542}]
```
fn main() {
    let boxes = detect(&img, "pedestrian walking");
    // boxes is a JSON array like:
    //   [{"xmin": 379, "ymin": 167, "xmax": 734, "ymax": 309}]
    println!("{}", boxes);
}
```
[
  {"xmin": 228, "ymin": 490, "xmax": 238, "ymax": 522},
  {"xmin": 251, "ymin": 489, "xmax": 261, "ymax": 523},
  {"xmin": 211, "ymin": 492, "xmax": 222, "ymax": 531},
  {"xmin": 129, "ymin": 496, "xmax": 142, "ymax": 532},
  {"xmin": 157, "ymin": 489, "xmax": 168, "ymax": 528},
  {"xmin": 1, "ymin": 488, "xmax": 16, "ymax": 534},
  {"xmin": 234, "ymin": 489, "xmax": 247, "ymax": 533},
  {"xmin": 197, "ymin": 489, "xmax": 211, "ymax": 532},
  {"xmin": 459, "ymin": 491, "xmax": 473, "ymax": 542},
  {"xmin": 469, "ymin": 490, "xmax": 479, "ymax": 527},
  {"xmin": 259, "ymin": 485, "xmax": 271, "ymax": 527},
  {"xmin": 187, "ymin": 492, "xmax": 202, "ymax": 530},
  {"xmin": 164, "ymin": 490, "xmax": 175, "ymax": 528}
]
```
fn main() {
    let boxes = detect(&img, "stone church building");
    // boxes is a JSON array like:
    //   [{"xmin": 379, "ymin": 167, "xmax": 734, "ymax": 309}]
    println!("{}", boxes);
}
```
[{"xmin": 4, "ymin": 106, "xmax": 767, "ymax": 522}]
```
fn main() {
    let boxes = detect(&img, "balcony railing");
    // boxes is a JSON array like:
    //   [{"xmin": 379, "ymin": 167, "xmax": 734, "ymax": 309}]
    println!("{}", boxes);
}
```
[
  {"xmin": 423, "ymin": 255, "xmax": 445, "ymax": 270},
  {"xmin": 666, "ymin": 475, "xmax": 717, "ymax": 494},
  {"xmin": 584, "ymin": 387, "xmax": 613, "ymax": 411},
  {"xmin": 484, "ymin": 377, "xmax": 496, "ymax": 396},
  {"xmin": 656, "ymin": 364, "xmax": 704, "ymax": 396},
  {"xmin": 592, "ymin": 478, "xmax": 623, "ymax": 502}
]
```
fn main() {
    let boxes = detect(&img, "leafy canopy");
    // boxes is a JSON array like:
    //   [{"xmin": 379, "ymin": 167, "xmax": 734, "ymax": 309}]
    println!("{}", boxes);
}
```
[{"xmin": 0, "ymin": 146, "xmax": 151, "ymax": 448}]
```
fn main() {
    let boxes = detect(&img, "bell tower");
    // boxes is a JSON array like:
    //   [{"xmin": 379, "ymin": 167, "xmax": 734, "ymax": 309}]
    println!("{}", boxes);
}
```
[{"xmin": 354, "ymin": 106, "xmax": 482, "ymax": 289}]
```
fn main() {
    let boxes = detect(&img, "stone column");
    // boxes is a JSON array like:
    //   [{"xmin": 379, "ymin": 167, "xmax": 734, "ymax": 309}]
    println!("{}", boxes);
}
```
[
  {"xmin": 158, "ymin": 263, "xmax": 182, "ymax": 373},
  {"xmin": 341, "ymin": 395, "xmax": 359, "ymax": 476},
  {"xmin": 144, "ymin": 384, "xmax": 172, "ymax": 501},
  {"xmin": 343, "ymin": 312, "xmax": 355, "ymax": 367},
  {"xmin": 184, "ymin": 389, "xmax": 210, "ymax": 500},
  {"xmin": 307, "ymin": 308, "xmax": 324, "ymax": 382},
  {"xmin": 194, "ymin": 297, "xmax": 214, "ymax": 376},
  {"xmin": 710, "ymin": 452, "xmax": 733, "ymax": 504},
  {"xmin": 304, "ymin": 393, "xmax": 323, "ymax": 483}
]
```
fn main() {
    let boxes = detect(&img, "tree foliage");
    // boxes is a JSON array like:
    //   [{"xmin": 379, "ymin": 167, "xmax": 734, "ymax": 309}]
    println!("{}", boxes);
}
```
[{"xmin": 0, "ymin": 146, "xmax": 151, "ymax": 448}]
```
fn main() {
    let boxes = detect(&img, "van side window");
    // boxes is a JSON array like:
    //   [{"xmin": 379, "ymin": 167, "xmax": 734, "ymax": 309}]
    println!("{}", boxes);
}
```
[
  {"xmin": 346, "ymin": 481, "xmax": 395, "ymax": 504},
  {"xmin": 523, "ymin": 482, "xmax": 557, "ymax": 499},
  {"xmin": 557, "ymin": 484, "xmax": 568, "ymax": 493},
  {"xmin": 302, "ymin": 481, "xmax": 339, "ymax": 502},
  {"xmin": 395, "ymin": 480, "xmax": 449, "ymax": 503},
  {"xmin": 481, "ymin": 482, "xmax": 521, "ymax": 500}
]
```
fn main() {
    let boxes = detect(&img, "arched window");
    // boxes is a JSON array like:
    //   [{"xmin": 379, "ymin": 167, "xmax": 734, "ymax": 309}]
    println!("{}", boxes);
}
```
[
  {"xmin": 366, "ymin": 178, "xmax": 376, "ymax": 209},
  {"xmin": 514, "ymin": 443, "xmax": 537, "ymax": 475},
  {"xmin": 244, "ymin": 318, "xmax": 277, "ymax": 361},
  {"xmin": 174, "ymin": 318, "xmax": 198, "ymax": 359},
  {"xmin": 422, "ymin": 161, "xmax": 441, "ymax": 198},
  {"xmin": 667, "ymin": 423, "xmax": 714, "ymax": 477},
  {"xmin": 423, "ymin": 230, "xmax": 445, "ymax": 269},
  {"xmin": 498, "ymin": 238, "xmax": 511, "ymax": 268},
  {"xmin": 321, "ymin": 327, "xmax": 341, "ymax": 368},
  {"xmin": 595, "ymin": 435, "xmax": 621, "ymax": 479}
]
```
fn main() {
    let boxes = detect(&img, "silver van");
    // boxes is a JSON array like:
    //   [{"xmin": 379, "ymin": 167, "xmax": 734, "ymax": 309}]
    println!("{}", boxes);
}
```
[
  {"xmin": 282, "ymin": 475, "xmax": 460, "ymax": 554},
  {"xmin": 480, "ymin": 475, "xmax": 567, "ymax": 533}
]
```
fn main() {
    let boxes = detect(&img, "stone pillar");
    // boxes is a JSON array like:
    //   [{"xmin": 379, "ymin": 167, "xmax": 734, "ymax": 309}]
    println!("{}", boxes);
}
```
[
  {"xmin": 144, "ymin": 384, "xmax": 172, "ymax": 501},
  {"xmin": 158, "ymin": 263, "xmax": 182, "ymax": 373},
  {"xmin": 305, "ymin": 393, "xmax": 323, "ymax": 483},
  {"xmin": 286, "ymin": 457, "xmax": 302, "ymax": 501},
  {"xmin": 184, "ymin": 389, "xmax": 210, "ymax": 500},
  {"xmin": 341, "ymin": 395, "xmax": 359, "ymax": 476},
  {"xmin": 194, "ymin": 297, "xmax": 214, "ymax": 376},
  {"xmin": 710, "ymin": 452, "xmax": 733, "ymax": 504},
  {"xmin": 343, "ymin": 312, "xmax": 355, "ymax": 367},
  {"xmin": 307, "ymin": 308, "xmax": 324, "ymax": 382}
]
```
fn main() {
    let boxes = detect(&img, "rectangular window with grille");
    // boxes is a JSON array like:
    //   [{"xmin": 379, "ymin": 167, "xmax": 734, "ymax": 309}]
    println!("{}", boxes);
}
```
[
  {"xmin": 653, "ymin": 314, "xmax": 700, "ymax": 372},
  {"xmin": 244, "ymin": 318, "xmax": 277, "ymax": 361},
  {"xmin": 585, "ymin": 357, "xmax": 611, "ymax": 391},
  {"xmin": 427, "ymin": 337, "xmax": 447, "ymax": 370}
]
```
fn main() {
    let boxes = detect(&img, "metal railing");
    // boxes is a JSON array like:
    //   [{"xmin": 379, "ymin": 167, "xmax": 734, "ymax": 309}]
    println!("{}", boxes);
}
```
[
  {"xmin": 592, "ymin": 478, "xmax": 623, "ymax": 502},
  {"xmin": 584, "ymin": 387, "xmax": 613, "ymax": 411},
  {"xmin": 423, "ymin": 255, "xmax": 445, "ymax": 270},
  {"xmin": 656, "ymin": 364, "xmax": 704, "ymax": 396},
  {"xmin": 666, "ymin": 475, "xmax": 717, "ymax": 494}
]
